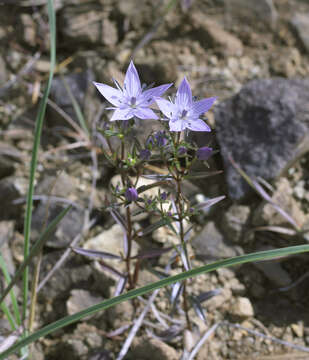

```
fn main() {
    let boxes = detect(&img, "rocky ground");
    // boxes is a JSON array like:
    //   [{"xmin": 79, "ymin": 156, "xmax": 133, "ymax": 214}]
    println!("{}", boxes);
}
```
[{"xmin": 1, "ymin": 0, "xmax": 309, "ymax": 359}]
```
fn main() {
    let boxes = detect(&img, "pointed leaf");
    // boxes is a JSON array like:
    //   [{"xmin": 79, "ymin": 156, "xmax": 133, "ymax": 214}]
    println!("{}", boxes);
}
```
[
  {"xmin": 185, "ymin": 170, "xmax": 222, "ymax": 179},
  {"xmin": 72, "ymin": 247, "xmax": 121, "ymax": 260}
]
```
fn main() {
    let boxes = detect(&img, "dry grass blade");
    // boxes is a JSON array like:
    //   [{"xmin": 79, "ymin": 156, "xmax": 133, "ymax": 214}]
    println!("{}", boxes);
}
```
[
  {"xmin": 116, "ymin": 289, "xmax": 160, "ymax": 360},
  {"xmin": 72, "ymin": 247, "xmax": 122, "ymax": 260},
  {"xmin": 187, "ymin": 323, "xmax": 219, "ymax": 360},
  {"xmin": 252, "ymin": 226, "xmax": 298, "ymax": 236}
]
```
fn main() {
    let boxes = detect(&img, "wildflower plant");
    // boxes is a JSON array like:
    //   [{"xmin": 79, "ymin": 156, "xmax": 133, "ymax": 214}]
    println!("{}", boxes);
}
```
[{"xmin": 90, "ymin": 61, "xmax": 222, "ymax": 327}]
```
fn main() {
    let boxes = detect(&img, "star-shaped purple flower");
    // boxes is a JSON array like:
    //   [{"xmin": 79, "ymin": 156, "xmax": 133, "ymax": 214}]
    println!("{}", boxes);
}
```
[
  {"xmin": 93, "ymin": 61, "xmax": 172, "ymax": 121},
  {"xmin": 155, "ymin": 77, "xmax": 216, "ymax": 132}
]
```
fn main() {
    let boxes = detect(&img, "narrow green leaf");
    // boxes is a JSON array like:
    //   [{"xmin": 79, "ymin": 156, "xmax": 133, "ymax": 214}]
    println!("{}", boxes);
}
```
[
  {"xmin": 0, "ymin": 206, "xmax": 72, "ymax": 307},
  {"xmin": 2, "ymin": 244, "xmax": 309, "ymax": 358},
  {"xmin": 137, "ymin": 180, "xmax": 170, "ymax": 194},
  {"xmin": 0, "ymin": 254, "xmax": 21, "ymax": 326},
  {"xmin": 22, "ymin": 0, "xmax": 56, "ymax": 320}
]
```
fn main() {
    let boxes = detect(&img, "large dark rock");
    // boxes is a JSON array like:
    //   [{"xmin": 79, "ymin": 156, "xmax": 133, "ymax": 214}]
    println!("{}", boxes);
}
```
[{"xmin": 215, "ymin": 78, "xmax": 309, "ymax": 200}]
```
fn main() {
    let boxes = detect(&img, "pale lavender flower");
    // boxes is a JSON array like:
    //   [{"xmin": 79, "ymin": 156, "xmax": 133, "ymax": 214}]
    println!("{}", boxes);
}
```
[
  {"xmin": 93, "ymin": 61, "xmax": 172, "ymax": 121},
  {"xmin": 155, "ymin": 77, "xmax": 216, "ymax": 132}
]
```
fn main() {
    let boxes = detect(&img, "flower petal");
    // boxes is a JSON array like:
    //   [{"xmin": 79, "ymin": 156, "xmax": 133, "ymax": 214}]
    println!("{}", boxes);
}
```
[
  {"xmin": 169, "ymin": 119, "xmax": 187, "ymax": 132},
  {"xmin": 93, "ymin": 82, "xmax": 123, "ymax": 107},
  {"xmin": 190, "ymin": 97, "xmax": 217, "ymax": 116},
  {"xmin": 175, "ymin": 77, "xmax": 192, "ymax": 108},
  {"xmin": 124, "ymin": 61, "xmax": 142, "ymax": 98},
  {"xmin": 187, "ymin": 118, "xmax": 211, "ymax": 132},
  {"xmin": 110, "ymin": 108, "xmax": 134, "ymax": 121},
  {"xmin": 134, "ymin": 107, "xmax": 158, "ymax": 120},
  {"xmin": 140, "ymin": 83, "xmax": 173, "ymax": 105},
  {"xmin": 155, "ymin": 98, "xmax": 175, "ymax": 119}
]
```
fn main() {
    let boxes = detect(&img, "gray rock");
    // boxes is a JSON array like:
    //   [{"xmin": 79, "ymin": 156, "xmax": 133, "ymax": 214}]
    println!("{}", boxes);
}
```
[
  {"xmin": 253, "ymin": 261, "xmax": 292, "ymax": 288},
  {"xmin": 35, "ymin": 171, "xmax": 77, "ymax": 198},
  {"xmin": 192, "ymin": 221, "xmax": 242, "ymax": 260},
  {"xmin": 230, "ymin": 297, "xmax": 254, "ymax": 318},
  {"xmin": 66, "ymin": 289, "xmax": 104, "ymax": 318},
  {"xmin": 252, "ymin": 178, "xmax": 306, "ymax": 228},
  {"xmin": 0, "ymin": 56, "xmax": 8, "ymax": 85},
  {"xmin": 224, "ymin": 0, "xmax": 278, "ymax": 29},
  {"xmin": 48, "ymin": 70, "xmax": 93, "ymax": 128},
  {"xmin": 215, "ymin": 78, "xmax": 309, "ymax": 200},
  {"xmin": 32, "ymin": 203, "xmax": 85, "ymax": 248},
  {"xmin": 132, "ymin": 337, "xmax": 178, "ymax": 360},
  {"xmin": 0, "ymin": 176, "xmax": 27, "ymax": 220},
  {"xmin": 290, "ymin": 13, "xmax": 309, "ymax": 53},
  {"xmin": 59, "ymin": 3, "xmax": 117, "ymax": 46},
  {"xmin": 221, "ymin": 204, "xmax": 250, "ymax": 243},
  {"xmin": 190, "ymin": 15, "xmax": 243, "ymax": 56}
]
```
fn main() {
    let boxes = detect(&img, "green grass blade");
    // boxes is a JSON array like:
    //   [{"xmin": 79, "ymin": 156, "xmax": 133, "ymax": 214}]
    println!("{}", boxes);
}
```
[
  {"xmin": 0, "ymin": 302, "xmax": 16, "ymax": 331},
  {"xmin": 22, "ymin": 0, "xmax": 56, "ymax": 320},
  {"xmin": 0, "ymin": 206, "xmax": 72, "ymax": 307},
  {"xmin": 0, "ymin": 254, "xmax": 21, "ymax": 326},
  {"xmin": 61, "ymin": 75, "xmax": 90, "ymax": 137},
  {"xmin": 2, "ymin": 244, "xmax": 309, "ymax": 358}
]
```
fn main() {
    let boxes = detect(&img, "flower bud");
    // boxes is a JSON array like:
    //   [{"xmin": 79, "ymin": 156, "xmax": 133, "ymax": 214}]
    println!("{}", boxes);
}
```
[
  {"xmin": 155, "ymin": 131, "xmax": 167, "ymax": 147},
  {"xmin": 125, "ymin": 187, "xmax": 138, "ymax": 202},
  {"xmin": 196, "ymin": 146, "xmax": 213, "ymax": 161},
  {"xmin": 160, "ymin": 192, "xmax": 168, "ymax": 200},
  {"xmin": 178, "ymin": 146, "xmax": 187, "ymax": 155},
  {"xmin": 139, "ymin": 149, "xmax": 151, "ymax": 161}
]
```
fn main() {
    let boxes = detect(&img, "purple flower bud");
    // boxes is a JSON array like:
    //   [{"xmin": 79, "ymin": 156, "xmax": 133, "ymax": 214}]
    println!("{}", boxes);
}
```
[
  {"xmin": 160, "ymin": 192, "xmax": 168, "ymax": 200},
  {"xmin": 196, "ymin": 146, "xmax": 213, "ymax": 161},
  {"xmin": 178, "ymin": 146, "xmax": 187, "ymax": 155},
  {"xmin": 125, "ymin": 187, "xmax": 138, "ymax": 202},
  {"xmin": 139, "ymin": 149, "xmax": 151, "ymax": 161},
  {"xmin": 155, "ymin": 131, "xmax": 167, "ymax": 147},
  {"xmin": 167, "ymin": 211, "xmax": 172, "ymax": 217}
]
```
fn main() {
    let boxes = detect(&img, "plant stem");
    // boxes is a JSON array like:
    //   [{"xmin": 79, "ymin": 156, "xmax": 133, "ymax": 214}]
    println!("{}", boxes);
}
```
[
  {"xmin": 126, "ymin": 205, "xmax": 133, "ymax": 289},
  {"xmin": 174, "ymin": 133, "xmax": 192, "ymax": 330}
]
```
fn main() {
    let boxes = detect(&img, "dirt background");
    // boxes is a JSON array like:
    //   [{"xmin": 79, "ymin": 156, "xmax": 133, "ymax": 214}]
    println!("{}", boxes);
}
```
[{"xmin": 1, "ymin": 0, "xmax": 309, "ymax": 359}]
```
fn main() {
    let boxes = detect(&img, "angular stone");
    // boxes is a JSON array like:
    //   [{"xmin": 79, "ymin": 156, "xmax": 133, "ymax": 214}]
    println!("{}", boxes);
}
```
[
  {"xmin": 253, "ymin": 261, "xmax": 292, "ymax": 288},
  {"xmin": 230, "ymin": 297, "xmax": 254, "ymax": 318},
  {"xmin": 59, "ymin": 3, "xmax": 117, "ymax": 45},
  {"xmin": 48, "ymin": 70, "xmax": 94, "ymax": 128},
  {"xmin": 0, "ymin": 176, "xmax": 27, "ymax": 220},
  {"xmin": 290, "ymin": 13, "xmax": 309, "ymax": 53},
  {"xmin": 132, "ymin": 337, "xmax": 178, "ymax": 360},
  {"xmin": 66, "ymin": 289, "xmax": 104, "ymax": 318},
  {"xmin": 190, "ymin": 15, "xmax": 243, "ymax": 56},
  {"xmin": 221, "ymin": 204, "xmax": 250, "ymax": 243},
  {"xmin": 224, "ymin": 0, "xmax": 278, "ymax": 29},
  {"xmin": 252, "ymin": 178, "xmax": 306, "ymax": 228},
  {"xmin": 215, "ymin": 78, "xmax": 309, "ymax": 200},
  {"xmin": 32, "ymin": 203, "xmax": 85, "ymax": 248},
  {"xmin": 192, "ymin": 221, "xmax": 241, "ymax": 260}
]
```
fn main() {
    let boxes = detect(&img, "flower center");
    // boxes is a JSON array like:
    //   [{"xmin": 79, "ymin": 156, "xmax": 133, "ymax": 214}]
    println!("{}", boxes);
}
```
[
  {"xmin": 130, "ymin": 97, "xmax": 137, "ymax": 107},
  {"xmin": 181, "ymin": 109, "xmax": 188, "ymax": 119}
]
